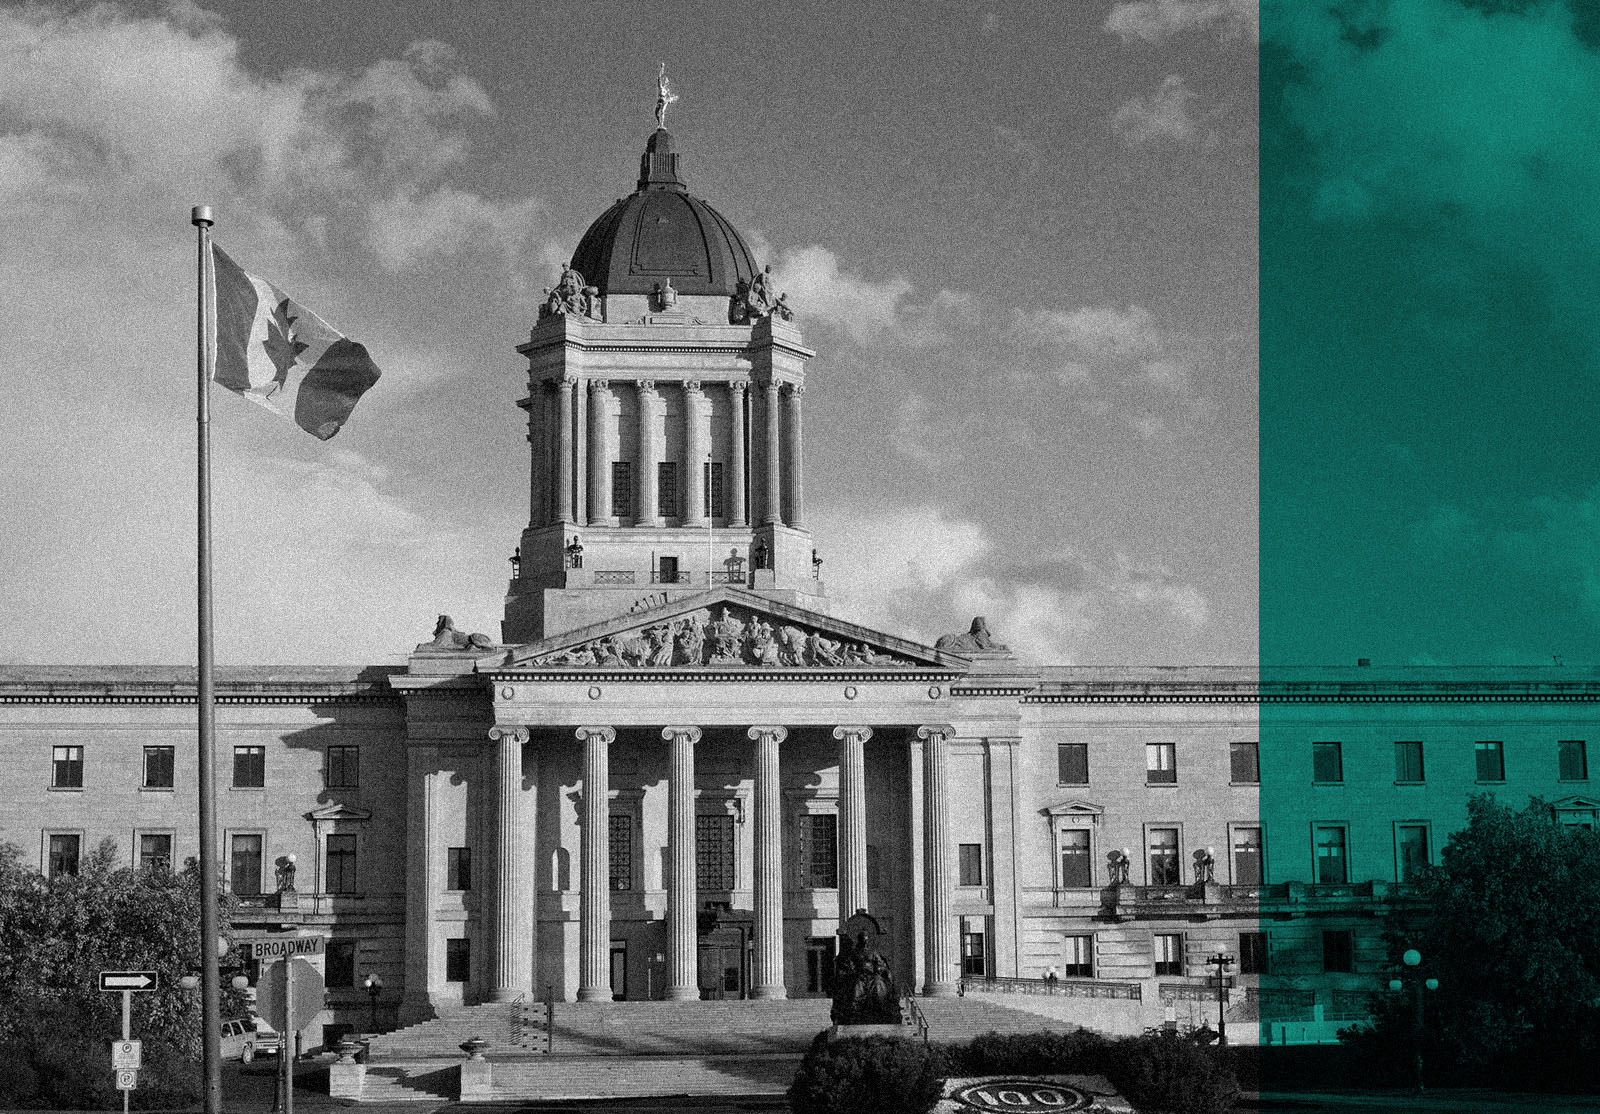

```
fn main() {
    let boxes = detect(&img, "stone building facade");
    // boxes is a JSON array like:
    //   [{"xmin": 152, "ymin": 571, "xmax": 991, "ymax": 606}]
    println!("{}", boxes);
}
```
[{"xmin": 3, "ymin": 127, "xmax": 1597, "ymax": 1047}]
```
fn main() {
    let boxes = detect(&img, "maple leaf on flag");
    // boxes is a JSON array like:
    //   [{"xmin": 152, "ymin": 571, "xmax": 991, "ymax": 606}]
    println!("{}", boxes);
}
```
[{"xmin": 263, "ymin": 297, "xmax": 309, "ymax": 394}]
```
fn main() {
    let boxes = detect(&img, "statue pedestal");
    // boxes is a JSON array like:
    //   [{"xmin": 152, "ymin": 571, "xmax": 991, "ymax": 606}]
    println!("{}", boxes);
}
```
[{"xmin": 826, "ymin": 1024, "xmax": 909, "ymax": 1041}]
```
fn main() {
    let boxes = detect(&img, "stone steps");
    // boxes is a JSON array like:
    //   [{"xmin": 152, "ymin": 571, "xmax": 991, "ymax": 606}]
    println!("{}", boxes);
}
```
[{"xmin": 483, "ymin": 1054, "xmax": 803, "ymax": 1101}]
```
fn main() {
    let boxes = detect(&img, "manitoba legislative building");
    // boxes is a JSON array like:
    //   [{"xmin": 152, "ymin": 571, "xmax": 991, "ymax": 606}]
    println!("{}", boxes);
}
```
[{"xmin": 5, "ymin": 125, "xmax": 1598, "ymax": 1053}]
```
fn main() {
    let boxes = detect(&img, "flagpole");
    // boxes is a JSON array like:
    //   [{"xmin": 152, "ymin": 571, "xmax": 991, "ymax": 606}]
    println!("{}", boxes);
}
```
[{"xmin": 192, "ymin": 205, "xmax": 225, "ymax": 1114}]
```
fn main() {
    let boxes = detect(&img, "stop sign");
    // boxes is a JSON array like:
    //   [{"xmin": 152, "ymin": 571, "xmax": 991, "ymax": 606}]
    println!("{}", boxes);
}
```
[{"xmin": 256, "ymin": 957, "xmax": 323, "ymax": 1032}]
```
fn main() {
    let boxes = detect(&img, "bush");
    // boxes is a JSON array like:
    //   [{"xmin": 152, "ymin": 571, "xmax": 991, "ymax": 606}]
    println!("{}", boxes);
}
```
[{"xmin": 788, "ymin": 1032, "xmax": 946, "ymax": 1114}]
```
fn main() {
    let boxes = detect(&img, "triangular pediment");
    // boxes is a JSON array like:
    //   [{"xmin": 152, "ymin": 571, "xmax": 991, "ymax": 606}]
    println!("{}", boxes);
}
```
[
  {"xmin": 1552, "ymin": 794, "xmax": 1600, "ymax": 812},
  {"xmin": 492, "ymin": 587, "xmax": 967, "ymax": 672},
  {"xmin": 1044, "ymin": 800, "xmax": 1104, "ymax": 819},
  {"xmin": 306, "ymin": 803, "xmax": 372, "ymax": 823}
]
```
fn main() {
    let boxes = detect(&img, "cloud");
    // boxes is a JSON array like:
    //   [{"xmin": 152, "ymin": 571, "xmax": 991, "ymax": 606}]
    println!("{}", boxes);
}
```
[
  {"xmin": 767, "ymin": 245, "xmax": 977, "ymax": 347},
  {"xmin": 813, "ymin": 505, "xmax": 1208, "ymax": 664},
  {"xmin": 1112, "ymin": 75, "xmax": 1200, "ymax": 147},
  {"xmin": 1106, "ymin": 0, "xmax": 1259, "ymax": 44}
]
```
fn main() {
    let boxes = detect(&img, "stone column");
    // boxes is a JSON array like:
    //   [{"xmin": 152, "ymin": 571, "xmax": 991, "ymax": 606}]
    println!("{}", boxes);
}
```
[
  {"xmin": 762, "ymin": 380, "xmax": 782, "ymax": 526},
  {"xmin": 728, "ymin": 382, "xmax": 748, "ymax": 528},
  {"xmin": 637, "ymin": 381, "xmax": 660, "ymax": 527},
  {"xmin": 398, "ymin": 747, "xmax": 440, "ymax": 1024},
  {"xmin": 576, "ymin": 725, "xmax": 615, "ymax": 1002},
  {"xmin": 918, "ymin": 724, "xmax": 958, "ymax": 996},
  {"xmin": 527, "ymin": 381, "xmax": 546, "ymax": 528},
  {"xmin": 587, "ymin": 380, "xmax": 610, "ymax": 525},
  {"xmin": 683, "ymin": 382, "xmax": 706, "ymax": 529},
  {"xmin": 832, "ymin": 726, "xmax": 872, "ymax": 923},
  {"xmin": 574, "ymin": 377, "xmax": 589, "ymax": 525},
  {"xmin": 556, "ymin": 378, "xmax": 575, "ymax": 523},
  {"xmin": 748, "ymin": 726, "xmax": 788, "ymax": 998},
  {"xmin": 783, "ymin": 384, "xmax": 805, "ymax": 529},
  {"xmin": 488, "ymin": 726, "xmax": 531, "ymax": 1002},
  {"xmin": 662, "ymin": 726, "xmax": 702, "ymax": 1000}
]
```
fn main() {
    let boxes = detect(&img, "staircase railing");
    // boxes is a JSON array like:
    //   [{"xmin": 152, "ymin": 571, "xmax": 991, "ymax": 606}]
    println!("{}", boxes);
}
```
[
  {"xmin": 902, "ymin": 995, "xmax": 929, "ymax": 1045},
  {"xmin": 545, "ymin": 984, "xmax": 556, "ymax": 1055},
  {"xmin": 509, "ymin": 992, "xmax": 526, "ymax": 1049}
]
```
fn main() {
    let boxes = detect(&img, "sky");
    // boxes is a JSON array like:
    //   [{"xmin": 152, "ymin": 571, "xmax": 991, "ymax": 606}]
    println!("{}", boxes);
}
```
[{"xmin": 0, "ymin": 0, "xmax": 1259, "ymax": 667}]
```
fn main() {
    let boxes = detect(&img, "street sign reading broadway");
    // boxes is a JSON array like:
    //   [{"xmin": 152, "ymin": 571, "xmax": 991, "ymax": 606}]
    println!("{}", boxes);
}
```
[
  {"xmin": 250, "ymin": 936, "xmax": 325, "ymax": 960},
  {"xmin": 933, "ymin": 1075, "xmax": 1134, "ymax": 1114}
]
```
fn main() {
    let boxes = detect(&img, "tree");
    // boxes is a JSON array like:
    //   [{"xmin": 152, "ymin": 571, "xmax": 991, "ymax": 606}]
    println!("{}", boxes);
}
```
[
  {"xmin": 1343, "ymin": 795, "xmax": 1600, "ymax": 1090},
  {"xmin": 0, "ymin": 839, "xmax": 245, "ymax": 1109}
]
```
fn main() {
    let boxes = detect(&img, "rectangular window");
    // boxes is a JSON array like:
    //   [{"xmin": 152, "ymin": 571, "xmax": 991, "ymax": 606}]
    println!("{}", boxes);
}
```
[
  {"xmin": 1059, "ymin": 829, "xmax": 1092, "ymax": 887},
  {"xmin": 1146, "ymin": 742, "xmax": 1177, "ymax": 784},
  {"xmin": 658, "ymin": 461, "xmax": 678, "ymax": 519},
  {"xmin": 1322, "ymin": 930, "xmax": 1354, "ymax": 974},
  {"xmin": 326, "ymin": 745, "xmax": 359, "ymax": 789},
  {"xmin": 447, "ymin": 847, "xmax": 472, "ymax": 891},
  {"xmin": 657, "ymin": 555, "xmax": 680, "ymax": 584},
  {"xmin": 805, "ymin": 937, "xmax": 836, "ymax": 994},
  {"xmin": 958, "ymin": 843, "xmax": 983, "ymax": 886},
  {"xmin": 1394, "ymin": 741, "xmax": 1425, "ymax": 783},
  {"xmin": 1560, "ymin": 740, "xmax": 1589, "ymax": 781},
  {"xmin": 1397, "ymin": 824, "xmax": 1429, "ymax": 882},
  {"xmin": 961, "ymin": 917, "xmax": 987, "ymax": 977},
  {"xmin": 611, "ymin": 461, "xmax": 633, "ymax": 518},
  {"xmin": 326, "ymin": 834, "xmax": 357, "ymax": 894},
  {"xmin": 445, "ymin": 938, "xmax": 470, "ymax": 983},
  {"xmin": 1057, "ymin": 742, "xmax": 1089, "ymax": 785},
  {"xmin": 48, "ymin": 833, "xmax": 81, "ymax": 878},
  {"xmin": 1148, "ymin": 827, "xmax": 1180, "ymax": 885},
  {"xmin": 232, "ymin": 745, "xmax": 265, "ymax": 789},
  {"xmin": 802, "ymin": 814, "xmax": 838, "ymax": 889},
  {"xmin": 1312, "ymin": 741, "xmax": 1343, "ymax": 784},
  {"xmin": 608, "ymin": 814, "xmax": 633, "ymax": 891},
  {"xmin": 1475, "ymin": 740, "xmax": 1505, "ymax": 782},
  {"xmin": 51, "ymin": 745, "xmax": 83, "ymax": 789},
  {"xmin": 230, "ymin": 834, "xmax": 263, "ymax": 896},
  {"xmin": 1232, "ymin": 826, "xmax": 1263, "ymax": 885},
  {"xmin": 142, "ymin": 746, "xmax": 174, "ymax": 789},
  {"xmin": 139, "ymin": 833, "xmax": 172, "ymax": 872},
  {"xmin": 326, "ymin": 940, "xmax": 357, "ymax": 988},
  {"xmin": 1239, "ymin": 931, "xmax": 1269, "ymax": 975},
  {"xmin": 1230, "ymin": 741, "xmax": 1260, "ymax": 784},
  {"xmin": 1063, "ymin": 934, "xmax": 1093, "ymax": 978},
  {"xmin": 1315, "ymin": 825, "xmax": 1348, "ymax": 885},
  {"xmin": 1154, "ymin": 932, "xmax": 1184, "ymax": 976},
  {"xmin": 705, "ymin": 461, "xmax": 725, "ymax": 518},
  {"xmin": 696, "ymin": 813, "xmax": 735, "ymax": 890}
]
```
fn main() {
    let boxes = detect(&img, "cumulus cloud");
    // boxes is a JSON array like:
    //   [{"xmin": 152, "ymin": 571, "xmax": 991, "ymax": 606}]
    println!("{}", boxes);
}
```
[
  {"xmin": 1112, "ymin": 75, "xmax": 1200, "ymax": 147},
  {"xmin": 1106, "ymin": 0, "xmax": 1259, "ymax": 44},
  {"xmin": 813, "ymin": 505, "xmax": 1208, "ymax": 664},
  {"xmin": 768, "ymin": 245, "xmax": 977, "ymax": 347}
]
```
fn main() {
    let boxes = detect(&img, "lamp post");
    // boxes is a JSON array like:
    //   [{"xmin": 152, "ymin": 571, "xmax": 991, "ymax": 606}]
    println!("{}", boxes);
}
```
[
  {"xmin": 364, "ymin": 973, "xmax": 384, "ymax": 1033},
  {"xmin": 1206, "ymin": 952, "xmax": 1235, "ymax": 1046},
  {"xmin": 1388, "ymin": 948, "xmax": 1439, "ymax": 1092}
]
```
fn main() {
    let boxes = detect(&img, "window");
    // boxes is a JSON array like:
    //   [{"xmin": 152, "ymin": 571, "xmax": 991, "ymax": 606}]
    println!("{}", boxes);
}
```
[
  {"xmin": 1059, "ymin": 830, "xmax": 1092, "ymax": 887},
  {"xmin": 1312, "ymin": 742, "xmax": 1343, "ymax": 784},
  {"xmin": 657, "ymin": 555, "xmax": 680, "ymax": 584},
  {"xmin": 51, "ymin": 745, "xmax": 83, "ymax": 789},
  {"xmin": 805, "ymin": 937, "xmax": 836, "ymax": 994},
  {"xmin": 1231, "ymin": 826, "xmax": 1263, "ymax": 885},
  {"xmin": 48, "ymin": 833, "xmax": 81, "ymax": 878},
  {"xmin": 445, "ymin": 938, "xmax": 470, "ymax": 983},
  {"xmin": 139, "ymin": 834, "xmax": 172, "ymax": 872},
  {"xmin": 232, "ymin": 746, "xmax": 265, "ymax": 789},
  {"xmin": 696, "ymin": 813, "xmax": 735, "ymax": 890},
  {"xmin": 961, "ymin": 916, "xmax": 987, "ymax": 977},
  {"xmin": 1560, "ymin": 740, "xmax": 1589, "ymax": 781},
  {"xmin": 326, "ymin": 834, "xmax": 357, "ymax": 893},
  {"xmin": 1394, "ymin": 741, "xmax": 1425, "ymax": 783},
  {"xmin": 958, "ymin": 843, "xmax": 983, "ymax": 886},
  {"xmin": 1148, "ymin": 827, "xmax": 1180, "ymax": 885},
  {"xmin": 1230, "ymin": 741, "xmax": 1260, "ymax": 784},
  {"xmin": 1154, "ymin": 933, "xmax": 1184, "ymax": 976},
  {"xmin": 326, "ymin": 746, "xmax": 359, "ymax": 789},
  {"xmin": 1475, "ymin": 741, "xmax": 1505, "ymax": 782},
  {"xmin": 142, "ymin": 746, "xmax": 174, "ymax": 789},
  {"xmin": 1314, "ymin": 826, "xmax": 1348, "ymax": 885},
  {"xmin": 230, "ymin": 834, "xmax": 263, "ymax": 896},
  {"xmin": 326, "ymin": 940, "xmax": 357, "ymax": 988},
  {"xmin": 1239, "ymin": 931, "xmax": 1269, "ymax": 975},
  {"xmin": 801, "ymin": 813, "xmax": 838, "ymax": 888},
  {"xmin": 1322, "ymin": 930, "xmax": 1354, "ymax": 973},
  {"xmin": 447, "ymin": 847, "xmax": 472, "ymax": 891},
  {"xmin": 1057, "ymin": 742, "xmax": 1089, "ymax": 785},
  {"xmin": 1063, "ymin": 934, "xmax": 1093, "ymax": 978},
  {"xmin": 611, "ymin": 461, "xmax": 633, "ymax": 517},
  {"xmin": 705, "ymin": 461, "xmax": 725, "ymax": 519},
  {"xmin": 1146, "ymin": 742, "xmax": 1177, "ymax": 784},
  {"xmin": 608, "ymin": 815, "xmax": 633, "ymax": 891},
  {"xmin": 658, "ymin": 461, "xmax": 679, "ymax": 519},
  {"xmin": 1396, "ymin": 824, "xmax": 1429, "ymax": 882}
]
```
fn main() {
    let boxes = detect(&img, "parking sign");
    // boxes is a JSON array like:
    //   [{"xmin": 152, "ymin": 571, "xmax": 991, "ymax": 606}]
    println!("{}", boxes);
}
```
[
  {"xmin": 111, "ymin": 1039, "xmax": 142, "ymax": 1069},
  {"xmin": 115, "ymin": 1069, "xmax": 137, "ymax": 1091}
]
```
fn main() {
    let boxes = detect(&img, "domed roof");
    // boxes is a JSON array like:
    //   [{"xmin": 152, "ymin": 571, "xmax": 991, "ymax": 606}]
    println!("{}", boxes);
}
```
[{"xmin": 570, "ymin": 129, "xmax": 760, "ymax": 298}]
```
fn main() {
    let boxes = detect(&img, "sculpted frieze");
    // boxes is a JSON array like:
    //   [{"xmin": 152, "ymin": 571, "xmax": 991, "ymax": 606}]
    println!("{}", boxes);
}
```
[{"xmin": 529, "ymin": 605, "xmax": 915, "ymax": 669}]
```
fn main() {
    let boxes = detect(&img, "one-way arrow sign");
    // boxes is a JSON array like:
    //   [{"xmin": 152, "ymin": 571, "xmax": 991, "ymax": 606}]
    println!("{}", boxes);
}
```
[{"xmin": 99, "ymin": 971, "xmax": 159, "ymax": 992}]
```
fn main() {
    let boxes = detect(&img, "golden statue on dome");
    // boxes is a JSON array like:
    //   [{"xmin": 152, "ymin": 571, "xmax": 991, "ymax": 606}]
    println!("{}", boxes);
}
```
[{"xmin": 654, "ymin": 62, "xmax": 678, "ymax": 130}]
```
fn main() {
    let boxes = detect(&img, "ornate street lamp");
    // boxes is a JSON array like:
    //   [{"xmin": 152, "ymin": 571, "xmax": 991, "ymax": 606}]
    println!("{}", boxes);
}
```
[
  {"xmin": 565, "ymin": 536, "xmax": 584, "ymax": 569},
  {"xmin": 364, "ymin": 973, "xmax": 384, "ymax": 1033},
  {"xmin": 508, "ymin": 551, "xmax": 521, "ymax": 579},
  {"xmin": 1388, "ymin": 948, "xmax": 1439, "ymax": 1092},
  {"xmin": 1206, "ymin": 952, "xmax": 1235, "ymax": 1045}
]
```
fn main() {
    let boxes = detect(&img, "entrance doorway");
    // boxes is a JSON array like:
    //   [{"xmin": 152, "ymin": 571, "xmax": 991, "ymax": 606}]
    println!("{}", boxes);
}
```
[
  {"xmin": 610, "ymin": 942, "xmax": 628, "ymax": 1001},
  {"xmin": 805, "ymin": 937, "xmax": 837, "ymax": 997}
]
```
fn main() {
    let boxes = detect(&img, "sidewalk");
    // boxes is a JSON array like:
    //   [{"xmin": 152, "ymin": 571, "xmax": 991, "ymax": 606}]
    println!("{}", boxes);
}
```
[{"xmin": 1246, "ymin": 1090, "xmax": 1600, "ymax": 1113}]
